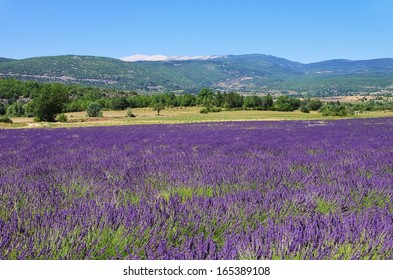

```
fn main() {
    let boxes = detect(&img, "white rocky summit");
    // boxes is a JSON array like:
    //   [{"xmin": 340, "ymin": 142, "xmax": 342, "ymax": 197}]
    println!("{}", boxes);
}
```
[{"xmin": 121, "ymin": 54, "xmax": 224, "ymax": 62}]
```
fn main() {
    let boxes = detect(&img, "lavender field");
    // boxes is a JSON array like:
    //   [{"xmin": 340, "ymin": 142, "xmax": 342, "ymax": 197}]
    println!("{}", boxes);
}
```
[{"xmin": 0, "ymin": 119, "xmax": 392, "ymax": 260}]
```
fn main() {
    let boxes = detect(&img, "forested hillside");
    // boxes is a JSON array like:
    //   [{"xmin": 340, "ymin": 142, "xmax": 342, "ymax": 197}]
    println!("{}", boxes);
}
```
[{"xmin": 1, "ymin": 54, "xmax": 393, "ymax": 95}]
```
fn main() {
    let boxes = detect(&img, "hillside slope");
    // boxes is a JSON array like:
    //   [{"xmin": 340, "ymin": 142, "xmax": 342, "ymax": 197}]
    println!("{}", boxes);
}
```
[{"xmin": 1, "ymin": 54, "xmax": 393, "ymax": 94}]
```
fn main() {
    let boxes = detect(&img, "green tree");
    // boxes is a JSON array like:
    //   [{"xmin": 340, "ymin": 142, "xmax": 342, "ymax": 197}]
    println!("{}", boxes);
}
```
[
  {"xmin": 152, "ymin": 102, "xmax": 165, "ymax": 116},
  {"xmin": 213, "ymin": 91, "xmax": 224, "ymax": 107},
  {"xmin": 22, "ymin": 102, "xmax": 35, "ymax": 117},
  {"xmin": 223, "ymin": 91, "xmax": 243, "ymax": 108},
  {"xmin": 274, "ymin": 96, "xmax": 301, "ymax": 111},
  {"xmin": 0, "ymin": 116, "xmax": 12, "ymax": 123},
  {"xmin": 151, "ymin": 94, "xmax": 166, "ymax": 106},
  {"xmin": 86, "ymin": 102, "xmax": 103, "ymax": 117},
  {"xmin": 244, "ymin": 95, "xmax": 262, "ymax": 109},
  {"xmin": 136, "ymin": 95, "xmax": 152, "ymax": 107},
  {"xmin": 179, "ymin": 94, "xmax": 196, "ymax": 107},
  {"xmin": 0, "ymin": 78, "xmax": 37, "ymax": 100},
  {"xmin": 6, "ymin": 102, "xmax": 25, "ymax": 117},
  {"xmin": 65, "ymin": 99, "xmax": 84, "ymax": 112},
  {"xmin": 0, "ymin": 102, "xmax": 7, "ymax": 115},
  {"xmin": 261, "ymin": 94, "xmax": 273, "ymax": 110},
  {"xmin": 307, "ymin": 99, "xmax": 323, "ymax": 110},
  {"xmin": 110, "ymin": 97, "xmax": 129, "ymax": 110},
  {"xmin": 33, "ymin": 84, "xmax": 69, "ymax": 122},
  {"xmin": 56, "ymin": 113, "xmax": 68, "ymax": 122},
  {"xmin": 164, "ymin": 92, "xmax": 178, "ymax": 107},
  {"xmin": 321, "ymin": 102, "xmax": 349, "ymax": 116},
  {"xmin": 196, "ymin": 88, "xmax": 214, "ymax": 107}
]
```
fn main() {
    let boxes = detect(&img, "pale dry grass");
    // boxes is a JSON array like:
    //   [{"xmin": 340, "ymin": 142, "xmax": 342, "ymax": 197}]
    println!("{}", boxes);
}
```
[{"xmin": 5, "ymin": 107, "xmax": 393, "ymax": 129}]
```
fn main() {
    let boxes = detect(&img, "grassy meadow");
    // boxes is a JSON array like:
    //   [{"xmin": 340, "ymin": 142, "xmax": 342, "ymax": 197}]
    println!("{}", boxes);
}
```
[{"xmin": 3, "ymin": 106, "xmax": 393, "ymax": 129}]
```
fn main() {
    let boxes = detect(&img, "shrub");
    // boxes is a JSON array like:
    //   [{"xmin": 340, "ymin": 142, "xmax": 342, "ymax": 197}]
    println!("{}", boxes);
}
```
[
  {"xmin": 6, "ymin": 103, "xmax": 25, "ymax": 117},
  {"xmin": 321, "ymin": 103, "xmax": 350, "ymax": 117},
  {"xmin": 200, "ymin": 107, "xmax": 221, "ymax": 114},
  {"xmin": 86, "ymin": 103, "xmax": 103, "ymax": 117},
  {"xmin": 300, "ymin": 105, "xmax": 310, "ymax": 113},
  {"xmin": 210, "ymin": 107, "xmax": 222, "ymax": 112},
  {"xmin": 56, "ymin": 113, "xmax": 68, "ymax": 122},
  {"xmin": 0, "ymin": 117, "xmax": 12, "ymax": 123},
  {"xmin": 200, "ymin": 107, "xmax": 209, "ymax": 114},
  {"xmin": 126, "ymin": 108, "xmax": 136, "ymax": 118}
]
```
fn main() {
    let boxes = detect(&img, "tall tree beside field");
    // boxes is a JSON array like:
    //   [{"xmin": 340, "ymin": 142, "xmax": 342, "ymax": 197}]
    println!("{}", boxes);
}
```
[
  {"xmin": 179, "ymin": 94, "xmax": 196, "ymax": 107},
  {"xmin": 152, "ymin": 102, "xmax": 165, "ymax": 116},
  {"xmin": 197, "ymin": 88, "xmax": 215, "ymax": 108},
  {"xmin": 32, "ymin": 84, "xmax": 69, "ymax": 122},
  {"xmin": 0, "ymin": 103, "xmax": 5, "ymax": 115},
  {"xmin": 244, "ymin": 94, "xmax": 262, "ymax": 109},
  {"xmin": 223, "ymin": 91, "xmax": 243, "ymax": 108},
  {"xmin": 261, "ymin": 94, "xmax": 274, "ymax": 110}
]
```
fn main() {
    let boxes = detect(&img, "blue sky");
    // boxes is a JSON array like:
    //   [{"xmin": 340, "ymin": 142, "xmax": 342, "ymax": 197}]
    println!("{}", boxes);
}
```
[{"xmin": 0, "ymin": 0, "xmax": 392, "ymax": 62}]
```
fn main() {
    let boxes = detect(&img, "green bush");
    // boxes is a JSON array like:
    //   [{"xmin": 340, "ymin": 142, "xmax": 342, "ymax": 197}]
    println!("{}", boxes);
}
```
[
  {"xmin": 320, "ymin": 102, "xmax": 352, "ymax": 116},
  {"xmin": 300, "ymin": 105, "xmax": 310, "ymax": 113},
  {"xmin": 0, "ymin": 117, "xmax": 13, "ymax": 123},
  {"xmin": 199, "ymin": 107, "xmax": 222, "ymax": 114},
  {"xmin": 210, "ymin": 107, "xmax": 222, "ymax": 112},
  {"xmin": 56, "ymin": 113, "xmax": 68, "ymax": 122},
  {"xmin": 86, "ymin": 103, "xmax": 103, "ymax": 117},
  {"xmin": 200, "ymin": 107, "xmax": 209, "ymax": 114},
  {"xmin": 6, "ymin": 103, "xmax": 25, "ymax": 117}
]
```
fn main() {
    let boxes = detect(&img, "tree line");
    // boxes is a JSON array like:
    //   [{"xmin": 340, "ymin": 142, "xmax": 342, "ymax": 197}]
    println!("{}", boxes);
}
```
[{"xmin": 1, "ymin": 78, "xmax": 392, "ymax": 122}]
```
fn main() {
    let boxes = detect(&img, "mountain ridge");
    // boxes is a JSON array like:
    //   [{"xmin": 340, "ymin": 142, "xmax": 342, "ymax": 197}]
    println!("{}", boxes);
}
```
[{"xmin": 1, "ymin": 54, "xmax": 393, "ymax": 95}]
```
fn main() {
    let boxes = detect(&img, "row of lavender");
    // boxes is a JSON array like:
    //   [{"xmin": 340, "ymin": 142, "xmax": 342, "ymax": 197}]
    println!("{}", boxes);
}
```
[{"xmin": 0, "ymin": 119, "xmax": 392, "ymax": 259}]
